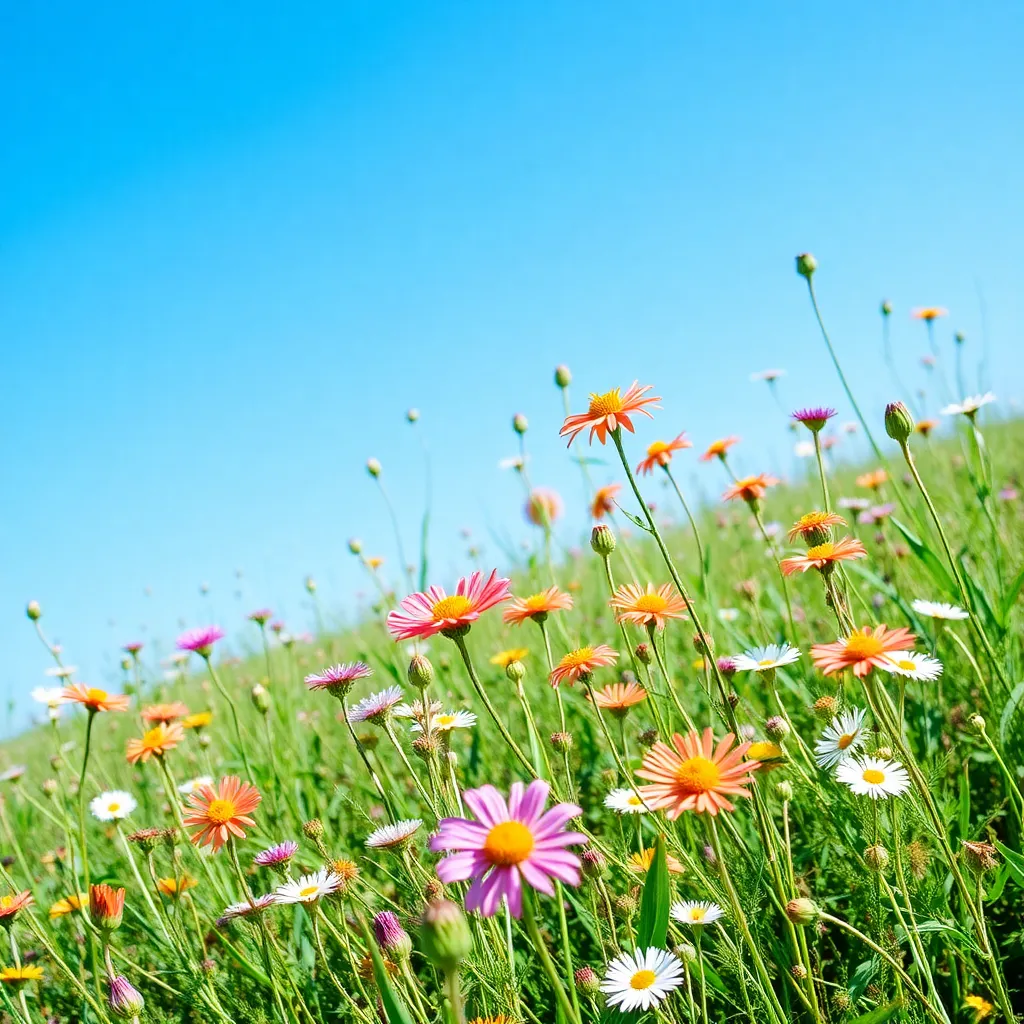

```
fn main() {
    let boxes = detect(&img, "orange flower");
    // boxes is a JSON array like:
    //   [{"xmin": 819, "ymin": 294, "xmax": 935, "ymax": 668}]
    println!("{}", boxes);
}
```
[
  {"xmin": 182, "ymin": 711, "xmax": 213, "ymax": 730},
  {"xmin": 49, "ymin": 893, "xmax": 87, "ymax": 918},
  {"xmin": 559, "ymin": 382, "xmax": 660, "ymax": 446},
  {"xmin": 780, "ymin": 536, "xmax": 867, "ymax": 576},
  {"xmin": 0, "ymin": 891, "xmax": 33, "ymax": 921},
  {"xmin": 183, "ymin": 776, "xmax": 262, "ymax": 852},
  {"xmin": 549, "ymin": 645, "xmax": 618, "ymax": 687},
  {"xmin": 502, "ymin": 587, "xmax": 574, "ymax": 626},
  {"xmin": 700, "ymin": 436, "xmax": 740, "ymax": 462},
  {"xmin": 811, "ymin": 625, "xmax": 916, "ymax": 678},
  {"xmin": 156, "ymin": 875, "xmax": 198, "ymax": 898},
  {"xmin": 60, "ymin": 684, "xmax": 130, "ymax": 714},
  {"xmin": 587, "ymin": 682, "xmax": 648, "ymax": 716},
  {"xmin": 636, "ymin": 728, "xmax": 759, "ymax": 818},
  {"xmin": 722, "ymin": 474, "xmax": 778, "ymax": 503},
  {"xmin": 911, "ymin": 306, "xmax": 948, "ymax": 322},
  {"xmin": 635, "ymin": 433, "xmax": 691, "ymax": 475},
  {"xmin": 788, "ymin": 511, "xmax": 846, "ymax": 542},
  {"xmin": 856, "ymin": 469, "xmax": 888, "ymax": 491},
  {"xmin": 609, "ymin": 583, "xmax": 688, "ymax": 630},
  {"xmin": 141, "ymin": 702, "xmax": 190, "ymax": 724},
  {"xmin": 590, "ymin": 484, "xmax": 621, "ymax": 521},
  {"xmin": 915, "ymin": 418, "xmax": 939, "ymax": 437},
  {"xmin": 628, "ymin": 847, "xmax": 685, "ymax": 875},
  {"xmin": 89, "ymin": 884, "xmax": 124, "ymax": 930},
  {"xmin": 126, "ymin": 722, "xmax": 184, "ymax": 765}
]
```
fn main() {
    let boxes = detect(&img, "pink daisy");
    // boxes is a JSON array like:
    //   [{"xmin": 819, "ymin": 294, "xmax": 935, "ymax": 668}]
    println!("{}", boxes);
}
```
[
  {"xmin": 347, "ymin": 686, "xmax": 405, "ymax": 724},
  {"xmin": 304, "ymin": 662, "xmax": 373, "ymax": 698},
  {"xmin": 430, "ymin": 780, "xmax": 586, "ymax": 918},
  {"xmin": 253, "ymin": 840, "xmax": 298, "ymax": 868},
  {"xmin": 386, "ymin": 570, "xmax": 512, "ymax": 641},
  {"xmin": 176, "ymin": 626, "xmax": 225, "ymax": 656}
]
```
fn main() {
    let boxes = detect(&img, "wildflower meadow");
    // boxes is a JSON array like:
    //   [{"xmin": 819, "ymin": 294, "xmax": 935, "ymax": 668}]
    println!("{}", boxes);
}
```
[{"xmin": 4, "ymin": 256, "xmax": 1023, "ymax": 1024}]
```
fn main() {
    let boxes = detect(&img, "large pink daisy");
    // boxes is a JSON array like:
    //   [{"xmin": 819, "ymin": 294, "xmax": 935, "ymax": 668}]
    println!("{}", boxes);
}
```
[
  {"xmin": 386, "ymin": 570, "xmax": 512, "ymax": 641},
  {"xmin": 430, "ymin": 780, "xmax": 586, "ymax": 917}
]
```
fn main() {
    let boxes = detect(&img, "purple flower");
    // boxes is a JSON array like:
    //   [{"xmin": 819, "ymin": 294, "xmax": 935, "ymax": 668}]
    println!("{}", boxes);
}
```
[
  {"xmin": 858, "ymin": 503, "xmax": 896, "ymax": 526},
  {"xmin": 175, "ymin": 626, "xmax": 225, "ymax": 656},
  {"xmin": 108, "ymin": 975, "xmax": 145, "ymax": 1018},
  {"xmin": 253, "ymin": 840, "xmax": 298, "ymax": 868},
  {"xmin": 716, "ymin": 657, "xmax": 738, "ymax": 677},
  {"xmin": 347, "ymin": 686, "xmax": 404, "ymax": 724},
  {"xmin": 372, "ymin": 910, "xmax": 412, "ymax": 959},
  {"xmin": 791, "ymin": 407, "xmax": 837, "ymax": 433},
  {"xmin": 305, "ymin": 662, "xmax": 373, "ymax": 698},
  {"xmin": 429, "ymin": 780, "xmax": 586, "ymax": 917},
  {"xmin": 122, "ymin": 642, "xmax": 144, "ymax": 655}
]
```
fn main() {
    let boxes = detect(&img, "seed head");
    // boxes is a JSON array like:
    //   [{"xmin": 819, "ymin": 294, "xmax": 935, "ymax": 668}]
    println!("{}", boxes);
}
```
[
  {"xmin": 962, "ymin": 840, "xmax": 998, "ymax": 875},
  {"xmin": 550, "ymin": 731, "xmax": 573, "ymax": 753},
  {"xmin": 813, "ymin": 695, "xmax": 839, "ymax": 720},
  {"xmin": 865, "ymin": 844, "xmax": 889, "ymax": 872}
]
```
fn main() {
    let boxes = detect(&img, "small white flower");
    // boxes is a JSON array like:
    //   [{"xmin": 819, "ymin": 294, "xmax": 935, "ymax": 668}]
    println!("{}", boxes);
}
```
[
  {"xmin": 717, "ymin": 608, "xmax": 740, "ymax": 623},
  {"xmin": 814, "ymin": 707, "xmax": 868, "ymax": 769},
  {"xmin": 31, "ymin": 687, "xmax": 65, "ymax": 708},
  {"xmin": 178, "ymin": 776, "xmax": 214, "ymax": 796},
  {"xmin": 499, "ymin": 455, "xmax": 528, "ymax": 471},
  {"xmin": 794, "ymin": 441, "xmax": 816, "ymax": 458},
  {"xmin": 670, "ymin": 900, "xmax": 725, "ymax": 926},
  {"xmin": 604, "ymin": 788, "xmax": 652, "ymax": 815},
  {"xmin": 273, "ymin": 868, "xmax": 344, "ymax": 905},
  {"xmin": 835, "ymin": 756, "xmax": 910, "ymax": 799},
  {"xmin": 883, "ymin": 651, "xmax": 943, "ymax": 681},
  {"xmin": 44, "ymin": 666, "xmax": 77, "ymax": 679},
  {"xmin": 731, "ymin": 643, "xmax": 802, "ymax": 672},
  {"xmin": 365, "ymin": 819, "xmax": 422, "ymax": 850},
  {"xmin": 90, "ymin": 791, "xmax": 137, "ymax": 821},
  {"xmin": 411, "ymin": 710, "xmax": 476, "ymax": 733},
  {"xmin": 942, "ymin": 392, "xmax": 996, "ymax": 417},
  {"xmin": 601, "ymin": 947, "xmax": 685, "ymax": 1013},
  {"xmin": 0, "ymin": 765, "xmax": 26, "ymax": 783},
  {"xmin": 911, "ymin": 600, "xmax": 968, "ymax": 621}
]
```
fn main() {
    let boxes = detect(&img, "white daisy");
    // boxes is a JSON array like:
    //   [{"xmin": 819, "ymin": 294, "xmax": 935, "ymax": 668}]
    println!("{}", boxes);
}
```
[
  {"xmin": 365, "ymin": 819, "xmax": 422, "ymax": 850},
  {"xmin": 178, "ymin": 775, "xmax": 214, "ymax": 796},
  {"xmin": 0, "ymin": 765, "xmax": 26, "ymax": 783},
  {"xmin": 347, "ymin": 686, "xmax": 405, "ymax": 724},
  {"xmin": 273, "ymin": 868, "xmax": 344, "ymax": 905},
  {"xmin": 941, "ymin": 393, "xmax": 996, "ymax": 417},
  {"xmin": 815, "ymin": 707, "xmax": 869, "ymax": 769},
  {"xmin": 670, "ymin": 900, "xmax": 725, "ymax": 926},
  {"xmin": 730, "ymin": 643, "xmax": 802, "ymax": 673},
  {"xmin": 601, "ymin": 947, "xmax": 685, "ymax": 1013},
  {"xmin": 31, "ymin": 686, "xmax": 66, "ymax": 708},
  {"xmin": 604, "ymin": 788, "xmax": 652, "ymax": 815},
  {"xmin": 45, "ymin": 665, "xmax": 77, "ymax": 679},
  {"xmin": 883, "ymin": 651, "xmax": 943, "ymax": 681},
  {"xmin": 911, "ymin": 600, "xmax": 968, "ymax": 621},
  {"xmin": 411, "ymin": 710, "xmax": 477, "ymax": 733},
  {"xmin": 90, "ymin": 791, "xmax": 137, "ymax": 821},
  {"xmin": 717, "ymin": 608, "xmax": 740, "ymax": 623},
  {"xmin": 216, "ymin": 893, "xmax": 277, "ymax": 925},
  {"xmin": 835, "ymin": 756, "xmax": 910, "ymax": 799}
]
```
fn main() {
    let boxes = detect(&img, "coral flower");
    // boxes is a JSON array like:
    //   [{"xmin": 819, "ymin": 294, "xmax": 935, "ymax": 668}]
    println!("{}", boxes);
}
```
[
  {"xmin": 911, "ymin": 306, "xmax": 948, "ymax": 321},
  {"xmin": 609, "ymin": 582, "xmax": 688, "ymax": 630},
  {"xmin": 181, "ymin": 711, "xmax": 213, "ymax": 730},
  {"xmin": 780, "ymin": 536, "xmax": 867, "ymax": 576},
  {"xmin": 430, "ymin": 779, "xmax": 586, "ymax": 917},
  {"xmin": 590, "ymin": 484, "xmax": 621, "ymax": 520},
  {"xmin": 126, "ymin": 722, "xmax": 184, "ymax": 765},
  {"xmin": 141, "ymin": 702, "xmax": 190, "ymax": 724},
  {"xmin": 89, "ymin": 884, "xmax": 125, "ymax": 930},
  {"xmin": 60, "ymin": 684, "xmax": 130, "ymax": 714},
  {"xmin": 0, "ymin": 891, "xmax": 33, "ymax": 921},
  {"xmin": 559, "ymin": 382, "xmax": 660, "ymax": 446},
  {"xmin": 722, "ymin": 474, "xmax": 779, "ymax": 503},
  {"xmin": 524, "ymin": 488, "xmax": 563, "ymax": 527},
  {"xmin": 636, "ymin": 433, "xmax": 692, "ymax": 475},
  {"xmin": 788, "ymin": 511, "xmax": 846, "ymax": 542},
  {"xmin": 811, "ymin": 625, "xmax": 916, "ymax": 678},
  {"xmin": 700, "ymin": 436, "xmax": 740, "ymax": 462},
  {"xmin": 856, "ymin": 469, "xmax": 888, "ymax": 491},
  {"xmin": 916, "ymin": 418, "xmax": 939, "ymax": 437},
  {"xmin": 490, "ymin": 648, "xmax": 529, "ymax": 668},
  {"xmin": 588, "ymin": 681, "xmax": 648, "ymax": 716},
  {"xmin": 549, "ymin": 645, "xmax": 619, "ymax": 687},
  {"xmin": 175, "ymin": 625, "xmax": 226, "ymax": 655},
  {"xmin": 183, "ymin": 776, "xmax": 262, "ymax": 852},
  {"xmin": 503, "ymin": 587, "xmax": 574, "ymax": 626},
  {"xmin": 386, "ymin": 570, "xmax": 512, "ymax": 641},
  {"xmin": 636, "ymin": 728, "xmax": 760, "ymax": 818}
]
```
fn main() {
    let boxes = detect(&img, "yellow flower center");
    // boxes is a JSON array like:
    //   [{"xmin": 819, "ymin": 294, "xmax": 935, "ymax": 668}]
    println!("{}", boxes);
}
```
[
  {"xmin": 674, "ymin": 756, "xmax": 721, "ymax": 794},
  {"xmin": 108, "ymin": 803, "xmax": 120, "ymax": 813},
  {"xmin": 844, "ymin": 635, "xmax": 885, "ymax": 660},
  {"xmin": 632, "ymin": 594, "xmax": 668, "ymax": 614},
  {"xmin": 436, "ymin": 715, "xmax": 455, "ymax": 726},
  {"xmin": 0, "ymin": 897, "xmax": 13, "ymax": 910},
  {"xmin": 482, "ymin": 821, "xmax": 535, "ymax": 866},
  {"xmin": 862, "ymin": 769, "xmax": 886, "ymax": 785},
  {"xmin": 627, "ymin": 795, "xmax": 643, "ymax": 806},
  {"xmin": 630, "ymin": 969, "xmax": 657, "ymax": 990},
  {"xmin": 298, "ymin": 885, "xmax": 320, "ymax": 898},
  {"xmin": 205, "ymin": 799, "xmax": 237, "ymax": 825},
  {"xmin": 86, "ymin": 688, "xmax": 109, "ymax": 703},
  {"xmin": 560, "ymin": 647, "xmax": 595, "ymax": 669},
  {"xmin": 757, "ymin": 658, "xmax": 776, "ymax": 667},
  {"xmin": 647, "ymin": 441, "xmax": 670, "ymax": 456},
  {"xmin": 587, "ymin": 389, "xmax": 624, "ymax": 417},
  {"xmin": 805, "ymin": 542, "xmax": 836, "ymax": 560},
  {"xmin": 837, "ymin": 732, "xmax": 857, "ymax": 750},
  {"xmin": 524, "ymin": 594, "xmax": 549, "ymax": 611},
  {"xmin": 892, "ymin": 658, "xmax": 917, "ymax": 671},
  {"xmin": 687, "ymin": 907, "xmax": 707, "ymax": 922},
  {"xmin": 431, "ymin": 595, "xmax": 474, "ymax": 621}
]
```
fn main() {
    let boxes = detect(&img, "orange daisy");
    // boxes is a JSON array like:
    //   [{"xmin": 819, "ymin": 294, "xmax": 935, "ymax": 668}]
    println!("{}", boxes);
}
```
[
  {"xmin": 183, "ymin": 776, "xmax": 262, "ymax": 852},
  {"xmin": 126, "ymin": 722, "xmax": 184, "ymax": 765},
  {"xmin": 0, "ymin": 891, "xmax": 33, "ymax": 921},
  {"xmin": 700, "ymin": 436, "xmax": 740, "ymax": 462},
  {"xmin": 549, "ymin": 645, "xmax": 618, "ymax": 688},
  {"xmin": 788, "ymin": 511, "xmax": 846, "ymax": 542},
  {"xmin": 609, "ymin": 583, "xmax": 688, "ymax": 630},
  {"xmin": 722, "ymin": 474, "xmax": 779, "ymax": 504},
  {"xmin": 628, "ymin": 847, "xmax": 686, "ymax": 875},
  {"xmin": 502, "ymin": 587, "xmax": 574, "ymax": 626},
  {"xmin": 141, "ymin": 702, "xmax": 190, "ymax": 724},
  {"xmin": 590, "ymin": 483, "xmax": 622, "ymax": 521},
  {"xmin": 855, "ymin": 469, "xmax": 888, "ymax": 491},
  {"xmin": 559, "ymin": 382, "xmax": 660, "ymax": 446},
  {"xmin": 780, "ymin": 536, "xmax": 867, "ymax": 576},
  {"xmin": 915, "ymin": 418, "xmax": 939, "ymax": 437},
  {"xmin": 156, "ymin": 875, "xmax": 198, "ymax": 898},
  {"xmin": 911, "ymin": 306, "xmax": 948, "ymax": 322},
  {"xmin": 811, "ymin": 625, "xmax": 916, "ymax": 678},
  {"xmin": 635, "ymin": 433, "xmax": 692, "ymax": 475},
  {"xmin": 89, "ymin": 884, "xmax": 124, "ymax": 930},
  {"xmin": 587, "ymin": 682, "xmax": 648, "ymax": 716},
  {"xmin": 60, "ymin": 684, "xmax": 130, "ymax": 714},
  {"xmin": 636, "ymin": 728, "xmax": 760, "ymax": 818}
]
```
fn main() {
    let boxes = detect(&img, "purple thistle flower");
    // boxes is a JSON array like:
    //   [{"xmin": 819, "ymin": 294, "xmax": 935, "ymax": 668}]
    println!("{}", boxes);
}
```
[
  {"xmin": 430, "ymin": 779, "xmax": 587, "ymax": 918},
  {"xmin": 175, "ymin": 626, "xmax": 225, "ymax": 656},
  {"xmin": 253, "ymin": 840, "xmax": 298, "ymax": 868},
  {"xmin": 108, "ymin": 975, "xmax": 145, "ymax": 1019},
  {"xmin": 716, "ymin": 657, "xmax": 738, "ymax": 677},
  {"xmin": 305, "ymin": 662, "xmax": 373, "ymax": 698},
  {"xmin": 791, "ymin": 407, "xmax": 837, "ymax": 433},
  {"xmin": 347, "ymin": 685, "xmax": 404, "ymax": 724},
  {"xmin": 372, "ymin": 910, "xmax": 413, "ymax": 959}
]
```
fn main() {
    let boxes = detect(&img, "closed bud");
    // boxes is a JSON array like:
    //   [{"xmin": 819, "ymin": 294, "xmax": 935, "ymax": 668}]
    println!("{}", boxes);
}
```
[
  {"xmin": 250, "ymin": 684, "xmax": 270, "ymax": 715},
  {"xmin": 26, "ymin": 601, "xmax": 41, "ymax": 621},
  {"xmin": 634, "ymin": 643, "xmax": 652, "ymax": 666},
  {"xmin": 418, "ymin": 900, "xmax": 472, "ymax": 973},
  {"xmin": 505, "ymin": 660, "xmax": 526, "ymax": 684},
  {"xmin": 373, "ymin": 910, "xmax": 413, "ymax": 962},
  {"xmin": 512, "ymin": 413, "xmax": 529, "ymax": 435},
  {"xmin": 411, "ymin": 735, "xmax": 438, "ymax": 763},
  {"xmin": 775, "ymin": 780, "xmax": 794, "ymax": 801},
  {"xmin": 881, "ymin": 300, "xmax": 892, "ymax": 316},
  {"xmin": 348, "ymin": 538, "xmax": 363, "ymax": 555},
  {"xmin": 785, "ymin": 898, "xmax": 819, "ymax": 925},
  {"xmin": 305, "ymin": 576, "xmax": 317, "ymax": 594},
  {"xmin": 574, "ymin": 966, "xmax": 600, "ymax": 994},
  {"xmin": 885, "ymin": 401, "xmax": 914, "ymax": 444},
  {"xmin": 590, "ymin": 524, "xmax": 616, "ymax": 556},
  {"xmin": 795, "ymin": 252, "xmax": 818, "ymax": 279},
  {"xmin": 366, "ymin": 458, "xmax": 382, "ymax": 478},
  {"xmin": 954, "ymin": 331, "xmax": 965, "ymax": 345},
  {"xmin": 554, "ymin": 364, "xmax": 572, "ymax": 389},
  {"xmin": 408, "ymin": 654, "xmax": 434, "ymax": 688},
  {"xmin": 962, "ymin": 840, "xmax": 998, "ymax": 875},
  {"xmin": 692, "ymin": 632, "xmax": 714, "ymax": 654},
  {"xmin": 813, "ymin": 695, "xmax": 839, "ymax": 720},
  {"xmin": 613, "ymin": 891, "xmax": 637, "ymax": 918},
  {"xmin": 90, "ymin": 884, "xmax": 125, "ymax": 933},
  {"xmin": 551, "ymin": 731, "xmax": 573, "ymax": 753},
  {"xmin": 865, "ymin": 844, "xmax": 889, "ymax": 872},
  {"xmin": 674, "ymin": 942, "xmax": 697, "ymax": 964},
  {"xmin": 765, "ymin": 715, "xmax": 790, "ymax": 741},
  {"xmin": 969, "ymin": 714, "xmax": 986, "ymax": 733},
  {"xmin": 424, "ymin": 878, "xmax": 445, "ymax": 902},
  {"xmin": 406, "ymin": 408, "xmax": 420, "ymax": 423},
  {"xmin": 303, "ymin": 818, "xmax": 325, "ymax": 839},
  {"xmin": 42, "ymin": 779, "xmax": 58, "ymax": 797},
  {"xmin": 875, "ymin": 746, "xmax": 893, "ymax": 760},
  {"xmin": 580, "ymin": 848, "xmax": 606, "ymax": 878},
  {"xmin": 108, "ymin": 975, "xmax": 145, "ymax": 1019}
]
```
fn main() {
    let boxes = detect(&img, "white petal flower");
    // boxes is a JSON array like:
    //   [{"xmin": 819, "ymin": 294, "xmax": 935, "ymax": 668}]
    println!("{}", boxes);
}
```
[
  {"xmin": 883, "ymin": 652, "xmax": 943, "ymax": 681},
  {"xmin": 941, "ymin": 393, "xmax": 995, "ymax": 417},
  {"xmin": 178, "ymin": 776, "xmax": 214, "ymax": 796},
  {"xmin": 814, "ymin": 707, "xmax": 868, "ymax": 769},
  {"xmin": 31, "ymin": 687, "xmax": 66, "ymax": 708},
  {"xmin": 730, "ymin": 643, "xmax": 802, "ymax": 672},
  {"xmin": 365, "ymin": 819, "xmax": 422, "ymax": 850},
  {"xmin": 604, "ymin": 788, "xmax": 653, "ymax": 815},
  {"xmin": 411, "ymin": 710, "xmax": 477, "ymax": 733},
  {"xmin": 273, "ymin": 868, "xmax": 344, "ymax": 905},
  {"xmin": 835, "ymin": 756, "xmax": 910, "ymax": 799},
  {"xmin": 670, "ymin": 900, "xmax": 725, "ymax": 926},
  {"xmin": 90, "ymin": 790, "xmax": 137, "ymax": 821},
  {"xmin": 601, "ymin": 947, "xmax": 685, "ymax": 1012},
  {"xmin": 911, "ymin": 600, "xmax": 968, "ymax": 621}
]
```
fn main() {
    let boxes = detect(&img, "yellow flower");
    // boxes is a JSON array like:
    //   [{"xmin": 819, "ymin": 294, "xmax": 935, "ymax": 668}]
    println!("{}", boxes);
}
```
[
  {"xmin": 182, "ymin": 711, "xmax": 213, "ymax": 730},
  {"xmin": 489, "ymin": 648, "xmax": 529, "ymax": 669},
  {"xmin": 628, "ymin": 848, "xmax": 686, "ymax": 875},
  {"xmin": 965, "ymin": 995, "xmax": 993, "ymax": 1021},
  {"xmin": 157, "ymin": 875, "xmax": 198, "ymax": 898},
  {"xmin": 49, "ymin": 893, "xmax": 88, "ymax": 918},
  {"xmin": 746, "ymin": 742, "xmax": 787, "ymax": 771},
  {"xmin": 0, "ymin": 965, "xmax": 44, "ymax": 985}
]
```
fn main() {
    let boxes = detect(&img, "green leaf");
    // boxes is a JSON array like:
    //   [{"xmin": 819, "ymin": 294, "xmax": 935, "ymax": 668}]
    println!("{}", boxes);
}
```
[
  {"xmin": 848, "ymin": 1003, "xmax": 905, "ymax": 1024},
  {"xmin": 957, "ymin": 763, "xmax": 971, "ymax": 840},
  {"xmin": 636, "ymin": 834, "xmax": 670, "ymax": 949},
  {"xmin": 998, "ymin": 562, "xmax": 1024, "ymax": 625},
  {"xmin": 994, "ymin": 840, "xmax": 1024, "ymax": 890},
  {"xmin": 358, "ymin": 917, "xmax": 416, "ymax": 1024},
  {"xmin": 998, "ymin": 682, "xmax": 1024, "ymax": 746},
  {"xmin": 890, "ymin": 518, "xmax": 958, "ymax": 599},
  {"xmin": 961, "ymin": 562, "xmax": 1001, "ymax": 636}
]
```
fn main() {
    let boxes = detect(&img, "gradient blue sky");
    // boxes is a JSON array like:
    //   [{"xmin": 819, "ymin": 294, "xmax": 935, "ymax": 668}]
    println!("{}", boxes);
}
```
[{"xmin": 3, "ymin": 3, "xmax": 1022, "ymax": 733}]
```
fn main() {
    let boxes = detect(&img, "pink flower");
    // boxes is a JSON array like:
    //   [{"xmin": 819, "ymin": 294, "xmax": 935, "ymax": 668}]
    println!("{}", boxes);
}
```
[
  {"xmin": 175, "ymin": 626, "xmax": 225, "ymax": 656},
  {"xmin": 386, "ymin": 570, "xmax": 512, "ymax": 641},
  {"xmin": 430, "ymin": 780, "xmax": 586, "ymax": 917},
  {"xmin": 305, "ymin": 662, "xmax": 373, "ymax": 697}
]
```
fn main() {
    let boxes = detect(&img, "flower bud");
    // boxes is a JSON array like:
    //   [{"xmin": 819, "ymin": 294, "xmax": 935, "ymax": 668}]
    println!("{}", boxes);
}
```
[
  {"xmin": 408, "ymin": 654, "xmax": 434, "ymax": 688},
  {"xmin": 875, "ymin": 746, "xmax": 893, "ymax": 760},
  {"xmin": 366, "ymin": 458, "xmax": 382, "ymax": 478},
  {"xmin": 775, "ymin": 780, "xmax": 794, "ymax": 801},
  {"xmin": 411, "ymin": 735, "xmax": 438, "ymax": 763},
  {"xmin": 303, "ymin": 818, "xmax": 325, "ymax": 839},
  {"xmin": 305, "ymin": 576, "xmax": 317, "ymax": 594},
  {"xmin": 26, "ymin": 601, "xmax": 41, "ymax": 621},
  {"xmin": 962, "ymin": 840, "xmax": 998, "ymax": 875},
  {"xmin": 348, "ymin": 537, "xmax": 363, "ymax": 555},
  {"xmin": 418, "ymin": 900, "xmax": 472, "ymax": 973},
  {"xmin": 590, "ymin": 524, "xmax": 616, "ymax": 556},
  {"xmin": 634, "ymin": 643, "xmax": 652, "ymax": 666},
  {"xmin": 406, "ymin": 408, "xmax": 420, "ymax": 423},
  {"xmin": 373, "ymin": 910, "xmax": 413, "ymax": 962},
  {"xmin": 969, "ymin": 714, "xmax": 986, "ymax": 733},
  {"xmin": 881, "ymin": 300, "xmax": 892, "ymax": 317},
  {"xmin": 674, "ymin": 942, "xmax": 697, "ymax": 964},
  {"xmin": 108, "ymin": 975, "xmax": 145, "ymax": 1019},
  {"xmin": 906, "ymin": 839, "xmax": 930, "ymax": 880},
  {"xmin": 614, "ymin": 891, "xmax": 637, "ymax": 918},
  {"xmin": 42, "ymin": 779, "xmax": 58, "ymax": 797},
  {"xmin": 765, "ymin": 715, "xmax": 790, "ymax": 741},
  {"xmin": 865, "ymin": 844, "xmax": 889, "ymax": 872},
  {"xmin": 512, "ymin": 413, "xmax": 529, "ymax": 435},
  {"xmin": 250, "ymin": 685, "xmax": 270, "ymax": 715},
  {"xmin": 795, "ymin": 253, "xmax": 818, "ymax": 279},
  {"xmin": 785, "ymin": 898, "xmax": 819, "ymax": 925},
  {"xmin": 885, "ymin": 401, "xmax": 914, "ymax": 444},
  {"xmin": 580, "ymin": 848, "xmax": 606, "ymax": 878},
  {"xmin": 554, "ymin": 365, "xmax": 572, "ymax": 389},
  {"xmin": 575, "ymin": 965, "xmax": 600, "ymax": 994},
  {"xmin": 551, "ymin": 731, "xmax": 573, "ymax": 753},
  {"xmin": 505, "ymin": 660, "xmax": 526, "ymax": 684},
  {"xmin": 90, "ymin": 884, "xmax": 125, "ymax": 933},
  {"xmin": 954, "ymin": 331, "xmax": 965, "ymax": 345}
]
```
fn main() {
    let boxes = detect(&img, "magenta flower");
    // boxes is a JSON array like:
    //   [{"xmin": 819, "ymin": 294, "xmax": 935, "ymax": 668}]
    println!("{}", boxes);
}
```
[
  {"xmin": 792, "ymin": 407, "xmax": 837, "ymax": 433},
  {"xmin": 253, "ymin": 840, "xmax": 298, "ymax": 867},
  {"xmin": 305, "ymin": 662, "xmax": 373, "ymax": 698},
  {"xmin": 386, "ymin": 570, "xmax": 512, "ymax": 641},
  {"xmin": 430, "ymin": 780, "xmax": 586, "ymax": 917},
  {"xmin": 122, "ymin": 642, "xmax": 144, "ymax": 655},
  {"xmin": 247, "ymin": 609, "xmax": 273, "ymax": 626},
  {"xmin": 175, "ymin": 626, "xmax": 225, "ymax": 656}
]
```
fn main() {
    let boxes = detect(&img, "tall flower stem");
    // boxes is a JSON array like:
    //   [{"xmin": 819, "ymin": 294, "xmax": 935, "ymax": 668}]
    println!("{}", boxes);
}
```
[
  {"xmin": 520, "ymin": 891, "xmax": 581, "ymax": 1024},
  {"xmin": 646, "ymin": 622, "xmax": 697, "ymax": 733},
  {"xmin": 383, "ymin": 721, "xmax": 440, "ymax": 817},
  {"xmin": 340, "ymin": 695, "xmax": 396, "ymax": 820},
  {"xmin": 663, "ymin": 464, "xmax": 709, "ymax": 599},
  {"xmin": 202, "ymin": 655, "xmax": 258, "ymax": 783},
  {"xmin": 537, "ymin": 619, "xmax": 575, "ymax": 797},
  {"xmin": 811, "ymin": 431, "xmax": 832, "ymax": 513},
  {"xmin": 76, "ymin": 710, "xmax": 97, "ymax": 891}
]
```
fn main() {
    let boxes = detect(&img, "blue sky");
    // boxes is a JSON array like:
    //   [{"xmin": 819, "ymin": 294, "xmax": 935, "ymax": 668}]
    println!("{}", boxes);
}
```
[{"xmin": 2, "ymin": 2, "xmax": 1022, "ymax": 733}]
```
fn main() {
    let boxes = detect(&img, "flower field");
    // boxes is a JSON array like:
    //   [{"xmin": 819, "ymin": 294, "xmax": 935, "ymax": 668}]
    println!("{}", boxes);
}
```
[{"xmin": 4, "ymin": 257, "xmax": 1023, "ymax": 1024}]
